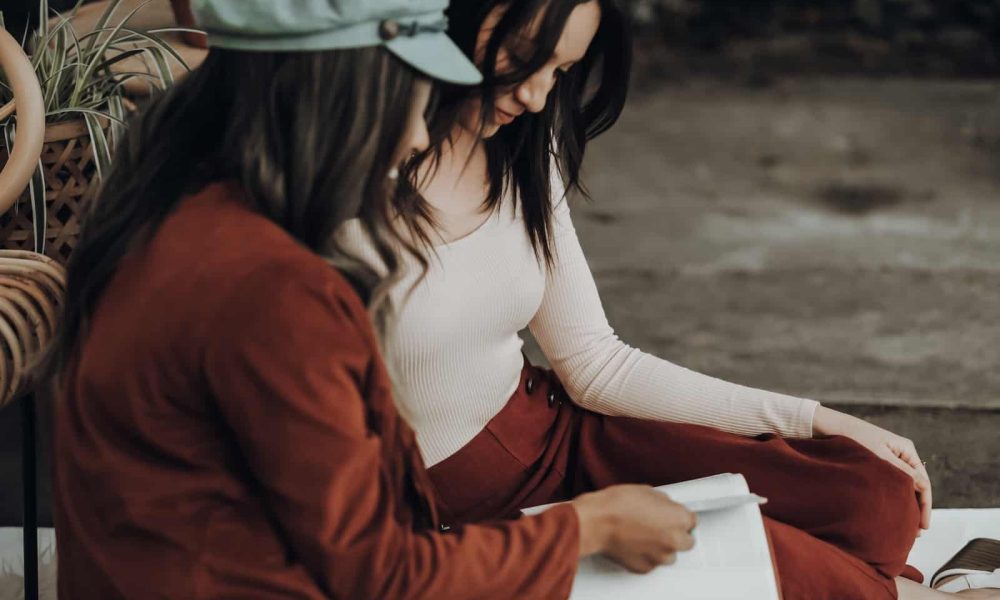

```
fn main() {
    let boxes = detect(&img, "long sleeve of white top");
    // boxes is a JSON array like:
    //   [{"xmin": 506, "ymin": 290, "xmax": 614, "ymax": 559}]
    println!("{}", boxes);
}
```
[{"xmin": 528, "ymin": 195, "xmax": 818, "ymax": 439}]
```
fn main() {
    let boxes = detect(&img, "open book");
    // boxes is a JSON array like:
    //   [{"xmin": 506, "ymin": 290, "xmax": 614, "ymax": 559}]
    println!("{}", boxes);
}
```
[{"xmin": 522, "ymin": 473, "xmax": 780, "ymax": 600}]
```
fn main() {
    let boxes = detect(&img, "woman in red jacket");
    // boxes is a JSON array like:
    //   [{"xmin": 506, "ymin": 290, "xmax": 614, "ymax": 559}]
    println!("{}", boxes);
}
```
[{"xmin": 40, "ymin": 1, "xmax": 698, "ymax": 598}]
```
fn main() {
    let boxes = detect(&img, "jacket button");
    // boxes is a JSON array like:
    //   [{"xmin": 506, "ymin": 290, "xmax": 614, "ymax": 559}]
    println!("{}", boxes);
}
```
[
  {"xmin": 525, "ymin": 378, "xmax": 535, "ymax": 394},
  {"xmin": 547, "ymin": 390, "xmax": 557, "ymax": 407}
]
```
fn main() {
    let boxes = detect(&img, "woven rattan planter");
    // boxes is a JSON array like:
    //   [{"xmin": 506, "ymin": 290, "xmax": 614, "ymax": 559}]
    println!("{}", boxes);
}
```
[{"xmin": 0, "ymin": 119, "xmax": 104, "ymax": 265}]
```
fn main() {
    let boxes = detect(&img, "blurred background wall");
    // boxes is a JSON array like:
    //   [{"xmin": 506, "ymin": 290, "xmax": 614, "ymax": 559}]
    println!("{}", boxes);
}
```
[{"xmin": 626, "ymin": 0, "xmax": 999, "ymax": 78}]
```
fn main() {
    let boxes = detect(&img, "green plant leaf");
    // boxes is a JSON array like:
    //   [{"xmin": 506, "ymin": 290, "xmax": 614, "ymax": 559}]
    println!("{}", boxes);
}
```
[
  {"xmin": 84, "ymin": 112, "xmax": 112, "ymax": 182},
  {"xmin": 46, "ymin": 107, "xmax": 123, "ymax": 125},
  {"xmin": 108, "ymin": 27, "xmax": 192, "ymax": 72},
  {"xmin": 89, "ymin": 71, "xmax": 163, "ymax": 89},
  {"xmin": 38, "ymin": 62, "xmax": 81, "ymax": 90},
  {"xmin": 71, "ymin": 0, "xmax": 150, "ymax": 106},
  {"xmin": 142, "ymin": 46, "xmax": 175, "ymax": 88},
  {"xmin": 36, "ymin": 0, "xmax": 49, "ymax": 43},
  {"xmin": 2, "ymin": 97, "xmax": 50, "ymax": 253},
  {"xmin": 3, "ymin": 121, "xmax": 48, "ymax": 253},
  {"xmin": 90, "ymin": 48, "xmax": 146, "ymax": 74},
  {"xmin": 31, "ymin": 10, "xmax": 75, "ymax": 69},
  {"xmin": 81, "ymin": 0, "xmax": 124, "ymax": 56},
  {"xmin": 107, "ymin": 95, "xmax": 126, "ymax": 151},
  {"xmin": 1, "ymin": 122, "xmax": 12, "ymax": 156},
  {"xmin": 42, "ymin": 24, "xmax": 68, "ymax": 111},
  {"xmin": 28, "ymin": 161, "xmax": 47, "ymax": 254},
  {"xmin": 146, "ymin": 27, "xmax": 205, "ymax": 37}
]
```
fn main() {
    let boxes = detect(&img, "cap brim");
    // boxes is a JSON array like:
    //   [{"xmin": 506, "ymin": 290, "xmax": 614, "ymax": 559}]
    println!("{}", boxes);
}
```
[{"xmin": 385, "ymin": 32, "xmax": 481, "ymax": 86}]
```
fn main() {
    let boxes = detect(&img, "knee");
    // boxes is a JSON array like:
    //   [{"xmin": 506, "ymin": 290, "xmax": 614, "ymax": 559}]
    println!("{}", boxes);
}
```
[
  {"xmin": 766, "ymin": 518, "xmax": 898, "ymax": 600},
  {"xmin": 835, "ymin": 447, "xmax": 920, "ymax": 574}
]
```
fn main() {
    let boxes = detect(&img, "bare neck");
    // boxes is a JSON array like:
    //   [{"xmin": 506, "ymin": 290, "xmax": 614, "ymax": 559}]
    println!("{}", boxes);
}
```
[{"xmin": 415, "ymin": 127, "xmax": 494, "ymax": 243}]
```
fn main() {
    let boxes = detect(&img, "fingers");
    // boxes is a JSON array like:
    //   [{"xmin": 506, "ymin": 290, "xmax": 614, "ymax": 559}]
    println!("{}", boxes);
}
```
[
  {"xmin": 661, "ymin": 495, "xmax": 697, "ymax": 535},
  {"xmin": 919, "ymin": 481, "xmax": 932, "ymax": 530},
  {"xmin": 653, "ymin": 551, "xmax": 677, "ymax": 567},
  {"xmin": 911, "ymin": 457, "xmax": 932, "ymax": 529},
  {"xmin": 670, "ymin": 529, "xmax": 696, "ymax": 553},
  {"xmin": 884, "ymin": 450, "xmax": 933, "ymax": 530},
  {"xmin": 670, "ymin": 506, "xmax": 697, "ymax": 550},
  {"xmin": 892, "ymin": 438, "xmax": 922, "ymax": 469},
  {"xmin": 914, "ymin": 477, "xmax": 932, "ymax": 530},
  {"xmin": 914, "ymin": 461, "xmax": 933, "ymax": 529},
  {"xmin": 619, "ymin": 541, "xmax": 680, "ymax": 574},
  {"xmin": 891, "ymin": 438, "xmax": 934, "ymax": 529},
  {"xmin": 626, "ymin": 551, "xmax": 677, "ymax": 574},
  {"xmin": 883, "ymin": 450, "xmax": 917, "ymax": 477},
  {"xmin": 631, "ymin": 544, "xmax": 683, "ymax": 574},
  {"xmin": 683, "ymin": 509, "xmax": 698, "ymax": 533},
  {"xmin": 649, "ymin": 506, "xmax": 695, "ymax": 570}
]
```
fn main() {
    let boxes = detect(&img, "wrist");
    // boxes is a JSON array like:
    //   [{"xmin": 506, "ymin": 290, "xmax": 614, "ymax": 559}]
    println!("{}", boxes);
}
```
[
  {"xmin": 812, "ymin": 405, "xmax": 849, "ymax": 437},
  {"xmin": 571, "ymin": 493, "xmax": 612, "ymax": 558}
]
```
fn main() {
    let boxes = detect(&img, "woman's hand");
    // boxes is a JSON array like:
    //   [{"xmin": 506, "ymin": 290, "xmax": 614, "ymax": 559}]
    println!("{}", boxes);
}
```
[
  {"xmin": 572, "ymin": 484, "xmax": 697, "ymax": 573},
  {"xmin": 813, "ymin": 405, "xmax": 932, "ymax": 530}
]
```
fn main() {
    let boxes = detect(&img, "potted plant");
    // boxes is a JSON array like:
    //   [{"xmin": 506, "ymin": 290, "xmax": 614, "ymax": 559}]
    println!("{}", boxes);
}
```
[{"xmin": 0, "ymin": 0, "xmax": 188, "ymax": 265}]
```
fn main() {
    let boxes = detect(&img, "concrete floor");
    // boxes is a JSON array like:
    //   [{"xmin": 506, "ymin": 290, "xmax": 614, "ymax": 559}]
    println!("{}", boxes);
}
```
[
  {"xmin": 562, "ymin": 76, "xmax": 1000, "ymax": 506},
  {"xmin": 572, "ymin": 78, "xmax": 1000, "ymax": 406}
]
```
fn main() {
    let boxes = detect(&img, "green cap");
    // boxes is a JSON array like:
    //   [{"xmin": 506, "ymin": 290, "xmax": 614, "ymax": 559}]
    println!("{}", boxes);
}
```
[{"xmin": 190, "ymin": 0, "xmax": 481, "ymax": 85}]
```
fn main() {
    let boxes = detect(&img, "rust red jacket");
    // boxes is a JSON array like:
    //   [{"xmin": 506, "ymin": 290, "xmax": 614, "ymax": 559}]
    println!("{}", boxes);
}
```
[{"xmin": 53, "ymin": 183, "xmax": 579, "ymax": 599}]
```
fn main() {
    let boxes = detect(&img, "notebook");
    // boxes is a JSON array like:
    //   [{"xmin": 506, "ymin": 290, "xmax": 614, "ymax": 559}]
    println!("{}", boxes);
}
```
[{"xmin": 522, "ymin": 473, "xmax": 780, "ymax": 600}]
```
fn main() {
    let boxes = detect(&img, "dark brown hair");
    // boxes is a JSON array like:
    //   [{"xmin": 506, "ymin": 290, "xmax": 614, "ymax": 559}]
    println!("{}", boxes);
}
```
[
  {"xmin": 38, "ymin": 47, "xmax": 424, "ymax": 386},
  {"xmin": 400, "ymin": 0, "xmax": 632, "ymax": 263}
]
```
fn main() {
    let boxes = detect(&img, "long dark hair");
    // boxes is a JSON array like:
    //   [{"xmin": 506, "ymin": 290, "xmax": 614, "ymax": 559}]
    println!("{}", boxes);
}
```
[
  {"xmin": 400, "ymin": 0, "xmax": 631, "ymax": 263},
  {"xmin": 38, "ymin": 47, "xmax": 424, "ymax": 387}
]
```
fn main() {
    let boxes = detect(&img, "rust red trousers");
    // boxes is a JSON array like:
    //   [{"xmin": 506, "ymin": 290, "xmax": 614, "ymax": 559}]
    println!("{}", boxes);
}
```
[{"xmin": 427, "ymin": 363, "xmax": 922, "ymax": 600}]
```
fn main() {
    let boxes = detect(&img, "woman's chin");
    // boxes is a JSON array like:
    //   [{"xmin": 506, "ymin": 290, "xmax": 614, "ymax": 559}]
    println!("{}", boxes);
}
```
[
  {"xmin": 480, "ymin": 122, "xmax": 503, "ymax": 139},
  {"xmin": 457, "ymin": 115, "xmax": 503, "ymax": 140}
]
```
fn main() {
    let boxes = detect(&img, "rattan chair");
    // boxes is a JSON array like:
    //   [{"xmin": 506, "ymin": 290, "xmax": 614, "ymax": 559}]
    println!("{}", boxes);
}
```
[
  {"xmin": 0, "ymin": 24, "xmax": 61, "ymax": 600},
  {"xmin": 0, "ymin": 21, "xmax": 61, "ymax": 409}
]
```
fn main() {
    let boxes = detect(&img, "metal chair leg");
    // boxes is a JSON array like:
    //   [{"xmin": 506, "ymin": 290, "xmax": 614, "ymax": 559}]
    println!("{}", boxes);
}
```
[{"xmin": 21, "ymin": 393, "xmax": 38, "ymax": 600}]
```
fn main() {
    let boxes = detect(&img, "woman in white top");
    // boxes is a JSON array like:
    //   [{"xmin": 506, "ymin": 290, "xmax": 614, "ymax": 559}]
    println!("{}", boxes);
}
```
[{"xmin": 339, "ymin": 1, "xmax": 998, "ymax": 598}]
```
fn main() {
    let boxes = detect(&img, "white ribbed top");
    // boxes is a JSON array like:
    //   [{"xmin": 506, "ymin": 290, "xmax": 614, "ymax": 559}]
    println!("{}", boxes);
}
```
[{"xmin": 336, "ymin": 183, "xmax": 818, "ymax": 467}]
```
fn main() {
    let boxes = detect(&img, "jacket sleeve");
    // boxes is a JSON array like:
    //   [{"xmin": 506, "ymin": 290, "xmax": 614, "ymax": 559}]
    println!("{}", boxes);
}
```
[{"xmin": 203, "ymin": 259, "xmax": 579, "ymax": 600}]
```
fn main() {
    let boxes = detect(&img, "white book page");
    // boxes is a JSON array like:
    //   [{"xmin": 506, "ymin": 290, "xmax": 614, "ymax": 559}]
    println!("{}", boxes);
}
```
[
  {"xmin": 525, "ymin": 474, "xmax": 780, "ymax": 600},
  {"xmin": 653, "ymin": 472, "xmax": 748, "ymax": 505}
]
